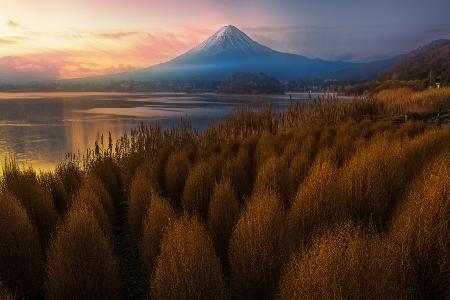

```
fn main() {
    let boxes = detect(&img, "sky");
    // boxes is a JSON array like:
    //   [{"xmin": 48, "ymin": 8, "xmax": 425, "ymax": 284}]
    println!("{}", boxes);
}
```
[{"xmin": 1, "ymin": 0, "xmax": 449, "ymax": 80}]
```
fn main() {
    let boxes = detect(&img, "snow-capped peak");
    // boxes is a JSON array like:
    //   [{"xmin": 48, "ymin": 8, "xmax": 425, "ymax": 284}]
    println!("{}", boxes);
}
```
[{"xmin": 186, "ymin": 25, "xmax": 274, "ymax": 57}]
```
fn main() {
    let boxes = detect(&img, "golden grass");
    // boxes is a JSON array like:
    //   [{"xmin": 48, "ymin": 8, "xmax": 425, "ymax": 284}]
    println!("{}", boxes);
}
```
[
  {"xmin": 181, "ymin": 161, "xmax": 215, "ymax": 219},
  {"xmin": 141, "ymin": 194, "xmax": 176, "ymax": 275},
  {"xmin": 285, "ymin": 151, "xmax": 311, "ymax": 201},
  {"xmin": 89, "ymin": 157, "xmax": 122, "ymax": 202},
  {"xmin": 1, "ymin": 161, "xmax": 58, "ymax": 246},
  {"xmin": 153, "ymin": 145, "xmax": 172, "ymax": 193},
  {"xmin": 0, "ymin": 281, "xmax": 17, "ymax": 300},
  {"xmin": 229, "ymin": 189, "xmax": 286, "ymax": 299},
  {"xmin": 338, "ymin": 135, "xmax": 405, "ymax": 224},
  {"xmin": 71, "ymin": 186, "xmax": 113, "ymax": 240},
  {"xmin": 220, "ymin": 154, "xmax": 250, "ymax": 202},
  {"xmin": 287, "ymin": 153, "xmax": 341, "ymax": 252},
  {"xmin": 253, "ymin": 157, "xmax": 288, "ymax": 204},
  {"xmin": 1, "ymin": 87, "xmax": 449, "ymax": 298},
  {"xmin": 208, "ymin": 179, "xmax": 240, "ymax": 265},
  {"xmin": 55, "ymin": 162, "xmax": 82, "ymax": 199},
  {"xmin": 254, "ymin": 132, "xmax": 279, "ymax": 172},
  {"xmin": 128, "ymin": 174, "xmax": 155, "ymax": 239},
  {"xmin": 150, "ymin": 215, "xmax": 227, "ymax": 300},
  {"xmin": 82, "ymin": 175, "xmax": 115, "ymax": 222},
  {"xmin": 40, "ymin": 172, "xmax": 70, "ymax": 215},
  {"xmin": 387, "ymin": 153, "xmax": 449, "ymax": 298},
  {"xmin": 0, "ymin": 192, "xmax": 42, "ymax": 299},
  {"xmin": 278, "ymin": 223, "xmax": 404, "ymax": 300},
  {"xmin": 374, "ymin": 87, "xmax": 450, "ymax": 115},
  {"xmin": 45, "ymin": 201, "xmax": 121, "ymax": 300},
  {"xmin": 164, "ymin": 151, "xmax": 191, "ymax": 207}
]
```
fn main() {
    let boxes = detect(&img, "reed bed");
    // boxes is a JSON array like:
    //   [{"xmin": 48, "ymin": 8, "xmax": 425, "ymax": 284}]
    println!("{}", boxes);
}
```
[{"xmin": 0, "ymin": 88, "xmax": 448, "ymax": 299}]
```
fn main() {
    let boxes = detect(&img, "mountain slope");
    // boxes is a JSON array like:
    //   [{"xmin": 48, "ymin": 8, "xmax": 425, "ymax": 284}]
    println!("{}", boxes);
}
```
[
  {"xmin": 378, "ymin": 39, "xmax": 450, "ymax": 83},
  {"xmin": 327, "ymin": 56, "xmax": 402, "ymax": 82},
  {"xmin": 218, "ymin": 72, "xmax": 284, "ymax": 94},
  {"xmin": 99, "ymin": 25, "xmax": 362, "ymax": 82}
]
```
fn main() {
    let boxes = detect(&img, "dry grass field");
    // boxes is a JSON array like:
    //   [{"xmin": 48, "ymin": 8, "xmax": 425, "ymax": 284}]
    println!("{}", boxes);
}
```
[{"xmin": 0, "ymin": 87, "xmax": 449, "ymax": 299}]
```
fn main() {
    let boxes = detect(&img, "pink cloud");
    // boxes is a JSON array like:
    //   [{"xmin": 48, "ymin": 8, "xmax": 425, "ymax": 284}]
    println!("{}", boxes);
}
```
[
  {"xmin": 127, "ymin": 28, "xmax": 211, "ymax": 63},
  {"xmin": 0, "ymin": 27, "xmax": 211, "ymax": 81},
  {"xmin": 0, "ymin": 55, "xmax": 61, "ymax": 81}
]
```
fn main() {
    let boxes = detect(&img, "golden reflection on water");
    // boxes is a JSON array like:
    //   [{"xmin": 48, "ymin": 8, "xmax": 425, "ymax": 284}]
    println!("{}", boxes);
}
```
[
  {"xmin": 0, "ymin": 93, "xmax": 146, "ymax": 172},
  {"xmin": 64, "ymin": 118, "xmax": 130, "ymax": 157},
  {"xmin": 1, "ymin": 118, "xmax": 132, "ymax": 173},
  {"xmin": 0, "ymin": 91, "xmax": 299, "ymax": 172}
]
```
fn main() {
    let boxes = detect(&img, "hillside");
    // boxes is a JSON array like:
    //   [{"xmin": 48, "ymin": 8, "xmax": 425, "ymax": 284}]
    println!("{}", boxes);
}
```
[
  {"xmin": 379, "ymin": 39, "xmax": 450, "ymax": 84},
  {"xmin": 217, "ymin": 72, "xmax": 284, "ymax": 94}
]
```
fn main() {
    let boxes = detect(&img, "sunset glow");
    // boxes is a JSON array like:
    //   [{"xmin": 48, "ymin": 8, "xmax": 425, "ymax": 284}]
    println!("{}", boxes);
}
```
[{"xmin": 1, "ymin": 0, "xmax": 449, "ymax": 80}]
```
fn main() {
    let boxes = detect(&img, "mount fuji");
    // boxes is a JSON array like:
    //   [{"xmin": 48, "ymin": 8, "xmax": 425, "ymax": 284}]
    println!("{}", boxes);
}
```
[{"xmin": 92, "ymin": 25, "xmax": 388, "ymax": 82}]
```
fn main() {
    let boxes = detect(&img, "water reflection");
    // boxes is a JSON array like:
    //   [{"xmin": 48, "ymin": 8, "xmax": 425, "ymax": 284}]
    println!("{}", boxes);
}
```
[{"xmin": 0, "ymin": 92, "xmax": 320, "ymax": 171}]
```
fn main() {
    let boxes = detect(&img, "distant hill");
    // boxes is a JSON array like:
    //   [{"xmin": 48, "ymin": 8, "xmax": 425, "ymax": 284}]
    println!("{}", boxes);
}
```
[
  {"xmin": 328, "ymin": 56, "xmax": 402, "ymax": 82},
  {"xmin": 217, "ymin": 72, "xmax": 284, "ymax": 94},
  {"xmin": 378, "ymin": 39, "xmax": 450, "ymax": 84}
]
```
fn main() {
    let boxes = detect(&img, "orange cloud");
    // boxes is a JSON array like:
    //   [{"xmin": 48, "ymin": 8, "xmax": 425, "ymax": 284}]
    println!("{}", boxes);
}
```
[
  {"xmin": 0, "ymin": 27, "xmax": 211, "ymax": 80},
  {"xmin": 6, "ymin": 20, "xmax": 23, "ymax": 29},
  {"xmin": 92, "ymin": 31, "xmax": 139, "ymax": 39},
  {"xmin": 0, "ymin": 38, "xmax": 16, "ymax": 45}
]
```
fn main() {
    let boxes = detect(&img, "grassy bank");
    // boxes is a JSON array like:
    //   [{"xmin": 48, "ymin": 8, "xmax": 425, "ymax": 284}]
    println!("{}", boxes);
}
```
[{"xmin": 0, "ymin": 87, "xmax": 449, "ymax": 299}]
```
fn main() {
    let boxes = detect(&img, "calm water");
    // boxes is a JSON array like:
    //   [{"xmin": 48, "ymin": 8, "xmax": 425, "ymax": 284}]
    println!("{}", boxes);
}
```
[{"xmin": 0, "ymin": 92, "xmax": 328, "ymax": 171}]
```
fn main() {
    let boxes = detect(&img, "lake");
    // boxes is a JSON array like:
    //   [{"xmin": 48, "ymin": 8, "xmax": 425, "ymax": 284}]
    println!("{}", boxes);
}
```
[{"xmin": 0, "ymin": 92, "xmax": 332, "ymax": 171}]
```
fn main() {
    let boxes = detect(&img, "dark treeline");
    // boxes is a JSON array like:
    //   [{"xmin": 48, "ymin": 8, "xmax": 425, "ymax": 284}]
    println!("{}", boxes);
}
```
[
  {"xmin": 0, "ymin": 76, "xmax": 350, "ymax": 93},
  {"xmin": 0, "ymin": 80, "xmax": 222, "ymax": 93}
]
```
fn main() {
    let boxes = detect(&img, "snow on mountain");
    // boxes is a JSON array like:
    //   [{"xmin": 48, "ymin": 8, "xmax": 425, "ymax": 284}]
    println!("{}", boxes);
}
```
[
  {"xmin": 87, "ymin": 25, "xmax": 382, "ymax": 82},
  {"xmin": 185, "ymin": 25, "xmax": 274, "ymax": 57}
]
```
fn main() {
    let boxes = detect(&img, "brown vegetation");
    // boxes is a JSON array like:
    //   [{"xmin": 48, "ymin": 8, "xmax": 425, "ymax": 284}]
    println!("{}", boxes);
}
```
[
  {"xmin": 0, "ymin": 87, "xmax": 449, "ymax": 299},
  {"xmin": 141, "ymin": 195, "xmax": 176, "ymax": 274},
  {"xmin": 164, "ymin": 151, "xmax": 191, "ymax": 207},
  {"xmin": 253, "ymin": 157, "xmax": 288, "ymax": 204},
  {"xmin": 278, "ymin": 223, "xmax": 404, "ymax": 300},
  {"xmin": 1, "ymin": 161, "xmax": 57, "ymax": 246},
  {"xmin": 287, "ymin": 154, "xmax": 341, "ymax": 251},
  {"xmin": 88, "ymin": 157, "xmax": 122, "ymax": 201},
  {"xmin": 0, "ymin": 281, "xmax": 17, "ymax": 300},
  {"xmin": 387, "ymin": 153, "xmax": 449, "ymax": 298},
  {"xmin": 128, "ymin": 174, "xmax": 155, "ymax": 239},
  {"xmin": 221, "ymin": 155, "xmax": 250, "ymax": 202},
  {"xmin": 0, "ymin": 193, "xmax": 42, "ymax": 299},
  {"xmin": 55, "ymin": 162, "xmax": 82, "ymax": 199},
  {"xmin": 81, "ymin": 175, "xmax": 115, "ymax": 222},
  {"xmin": 150, "ymin": 215, "xmax": 227, "ymax": 300},
  {"xmin": 71, "ymin": 186, "xmax": 113, "ymax": 240},
  {"xmin": 40, "ymin": 172, "xmax": 70, "ymax": 215},
  {"xmin": 208, "ymin": 179, "xmax": 240, "ymax": 265},
  {"xmin": 181, "ymin": 161, "xmax": 215, "ymax": 219},
  {"xmin": 229, "ymin": 189, "xmax": 286, "ymax": 299},
  {"xmin": 45, "ymin": 201, "xmax": 121, "ymax": 300},
  {"xmin": 374, "ymin": 87, "xmax": 450, "ymax": 115}
]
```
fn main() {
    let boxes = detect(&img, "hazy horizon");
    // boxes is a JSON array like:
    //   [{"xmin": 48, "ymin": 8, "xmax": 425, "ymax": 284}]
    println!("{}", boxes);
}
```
[{"xmin": 1, "ymin": 0, "xmax": 449, "ymax": 81}]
